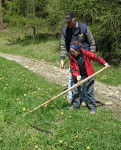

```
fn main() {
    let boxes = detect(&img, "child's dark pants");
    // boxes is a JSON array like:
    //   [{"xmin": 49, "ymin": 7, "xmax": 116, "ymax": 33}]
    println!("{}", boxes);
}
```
[{"xmin": 72, "ymin": 77, "xmax": 96, "ymax": 111}]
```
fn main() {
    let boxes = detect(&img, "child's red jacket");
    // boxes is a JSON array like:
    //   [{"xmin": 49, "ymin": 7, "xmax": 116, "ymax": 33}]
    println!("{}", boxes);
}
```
[{"xmin": 70, "ymin": 48, "xmax": 106, "ymax": 78}]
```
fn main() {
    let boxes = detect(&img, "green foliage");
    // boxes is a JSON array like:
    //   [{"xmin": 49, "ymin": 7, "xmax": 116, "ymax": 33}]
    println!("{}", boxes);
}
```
[
  {"xmin": 0, "ymin": 58, "xmax": 121, "ymax": 150},
  {"xmin": 2, "ymin": 0, "xmax": 121, "ymax": 64}
]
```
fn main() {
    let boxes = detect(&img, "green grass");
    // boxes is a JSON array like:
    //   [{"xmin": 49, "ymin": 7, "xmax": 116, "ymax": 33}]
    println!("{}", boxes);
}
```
[
  {"xmin": 0, "ymin": 58, "xmax": 121, "ymax": 150},
  {"xmin": 0, "ymin": 28, "xmax": 121, "ymax": 86}
]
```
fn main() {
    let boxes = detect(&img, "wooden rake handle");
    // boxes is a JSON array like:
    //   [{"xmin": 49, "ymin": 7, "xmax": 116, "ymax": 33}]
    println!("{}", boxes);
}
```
[{"xmin": 24, "ymin": 65, "xmax": 110, "ymax": 116}]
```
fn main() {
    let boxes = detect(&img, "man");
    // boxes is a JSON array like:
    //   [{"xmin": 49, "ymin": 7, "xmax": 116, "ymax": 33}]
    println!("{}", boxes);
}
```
[{"xmin": 60, "ymin": 12, "xmax": 96, "ymax": 106}]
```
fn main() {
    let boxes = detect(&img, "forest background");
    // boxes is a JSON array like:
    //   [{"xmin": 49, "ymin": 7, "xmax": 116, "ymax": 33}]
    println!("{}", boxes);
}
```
[{"xmin": 0, "ymin": 0, "xmax": 121, "ymax": 65}]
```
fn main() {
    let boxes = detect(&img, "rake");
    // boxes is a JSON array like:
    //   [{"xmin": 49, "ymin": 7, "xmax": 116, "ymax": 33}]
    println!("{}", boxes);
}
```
[{"xmin": 23, "ymin": 65, "xmax": 110, "ymax": 116}]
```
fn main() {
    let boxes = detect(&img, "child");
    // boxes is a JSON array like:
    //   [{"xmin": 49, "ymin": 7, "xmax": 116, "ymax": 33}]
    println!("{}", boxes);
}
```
[{"xmin": 69, "ymin": 41, "xmax": 109, "ymax": 114}]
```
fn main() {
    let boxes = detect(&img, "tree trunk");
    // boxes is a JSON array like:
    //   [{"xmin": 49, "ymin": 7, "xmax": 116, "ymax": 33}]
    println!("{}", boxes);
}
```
[
  {"xmin": 0, "ymin": 0, "xmax": 3, "ymax": 31},
  {"xmin": 32, "ymin": 25, "xmax": 36, "ymax": 41},
  {"xmin": 26, "ymin": 0, "xmax": 36, "ymax": 40}
]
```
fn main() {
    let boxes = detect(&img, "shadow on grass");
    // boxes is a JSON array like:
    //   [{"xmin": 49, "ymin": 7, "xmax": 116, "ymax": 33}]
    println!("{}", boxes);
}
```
[
  {"xmin": 7, "ymin": 32, "xmax": 60, "ymax": 46},
  {"xmin": 96, "ymin": 100, "xmax": 105, "ymax": 107}
]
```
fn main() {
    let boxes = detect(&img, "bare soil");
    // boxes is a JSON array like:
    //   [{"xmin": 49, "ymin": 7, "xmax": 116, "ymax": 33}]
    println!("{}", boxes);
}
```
[{"xmin": 0, "ymin": 52, "xmax": 121, "ymax": 120}]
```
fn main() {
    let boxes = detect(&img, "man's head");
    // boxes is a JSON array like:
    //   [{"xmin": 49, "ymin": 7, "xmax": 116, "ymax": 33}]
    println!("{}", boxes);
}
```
[{"xmin": 65, "ymin": 12, "xmax": 76, "ymax": 29}]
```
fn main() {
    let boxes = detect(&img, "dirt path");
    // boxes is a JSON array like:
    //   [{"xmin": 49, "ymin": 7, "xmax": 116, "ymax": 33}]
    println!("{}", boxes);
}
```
[{"xmin": 0, "ymin": 52, "xmax": 121, "ymax": 119}]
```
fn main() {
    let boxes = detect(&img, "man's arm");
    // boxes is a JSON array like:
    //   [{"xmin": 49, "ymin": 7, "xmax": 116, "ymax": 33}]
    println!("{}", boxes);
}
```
[
  {"xmin": 60, "ymin": 33, "xmax": 67, "ymax": 59},
  {"xmin": 60, "ymin": 34, "xmax": 67, "ymax": 69},
  {"xmin": 86, "ymin": 26, "xmax": 96, "ymax": 53}
]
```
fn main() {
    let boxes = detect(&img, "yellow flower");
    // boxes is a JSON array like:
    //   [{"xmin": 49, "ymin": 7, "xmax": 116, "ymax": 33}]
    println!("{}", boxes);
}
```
[
  {"xmin": 59, "ymin": 140, "xmax": 63, "ymax": 143},
  {"xmin": 24, "ymin": 94, "xmax": 26, "ymax": 96},
  {"xmin": 104, "ymin": 132, "xmax": 106, "ymax": 134},
  {"xmin": 24, "ymin": 134, "xmax": 27, "ymax": 136},
  {"xmin": 69, "ymin": 116, "xmax": 72, "ymax": 118},
  {"xmin": 78, "ymin": 142, "xmax": 81, "ymax": 144},
  {"xmin": 45, "ymin": 104, "xmax": 47, "ymax": 107},
  {"xmin": 76, "ymin": 135, "xmax": 78, "ymax": 138},
  {"xmin": 87, "ymin": 146, "xmax": 90, "ymax": 150},
  {"xmin": 4, "ymin": 87, "xmax": 6, "ymax": 89},
  {"xmin": 35, "ymin": 145, "xmax": 38, "ymax": 148},
  {"xmin": 0, "ymin": 138, "xmax": 2, "ymax": 141},
  {"xmin": 19, "ymin": 102, "xmax": 21, "ymax": 104},
  {"xmin": 16, "ymin": 98, "xmax": 19, "ymax": 101},
  {"xmin": 23, "ymin": 107, "xmax": 26, "ymax": 111},
  {"xmin": 60, "ymin": 112, "xmax": 64, "ymax": 115}
]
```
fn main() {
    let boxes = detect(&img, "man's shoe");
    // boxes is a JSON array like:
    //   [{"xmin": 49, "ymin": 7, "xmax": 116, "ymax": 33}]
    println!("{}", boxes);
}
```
[
  {"xmin": 90, "ymin": 110, "xmax": 96, "ymax": 115},
  {"xmin": 69, "ymin": 106, "xmax": 79, "ymax": 110},
  {"xmin": 67, "ymin": 99, "xmax": 72, "ymax": 104},
  {"xmin": 69, "ymin": 106, "xmax": 74, "ymax": 110}
]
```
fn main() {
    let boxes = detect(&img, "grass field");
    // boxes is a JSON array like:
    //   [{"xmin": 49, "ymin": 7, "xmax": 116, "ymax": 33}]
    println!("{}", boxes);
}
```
[{"xmin": 0, "ymin": 57, "xmax": 121, "ymax": 150}]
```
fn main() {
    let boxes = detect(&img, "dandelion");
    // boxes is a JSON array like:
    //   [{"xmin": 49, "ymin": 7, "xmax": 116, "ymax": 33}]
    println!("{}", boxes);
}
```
[
  {"xmin": 78, "ymin": 142, "xmax": 81, "ymax": 144},
  {"xmin": 60, "ymin": 112, "xmax": 64, "ymax": 115},
  {"xmin": 87, "ymin": 146, "xmax": 90, "ymax": 150},
  {"xmin": 69, "ymin": 116, "xmax": 72, "ymax": 118},
  {"xmin": 76, "ymin": 135, "xmax": 78, "ymax": 138},
  {"xmin": 33, "ymin": 92, "xmax": 37, "ymax": 94},
  {"xmin": 45, "ymin": 104, "xmax": 47, "ymax": 107},
  {"xmin": 19, "ymin": 102, "xmax": 21, "ymax": 104},
  {"xmin": 59, "ymin": 140, "xmax": 63, "ymax": 143},
  {"xmin": 23, "ymin": 107, "xmax": 26, "ymax": 111},
  {"xmin": 24, "ymin": 134, "xmax": 27, "ymax": 137},
  {"xmin": 35, "ymin": 145, "xmax": 38, "ymax": 149},
  {"xmin": 45, "ymin": 104, "xmax": 48, "ymax": 107},
  {"xmin": 24, "ymin": 94, "xmax": 26, "ymax": 96},
  {"xmin": 16, "ymin": 98, "xmax": 19, "ymax": 101}
]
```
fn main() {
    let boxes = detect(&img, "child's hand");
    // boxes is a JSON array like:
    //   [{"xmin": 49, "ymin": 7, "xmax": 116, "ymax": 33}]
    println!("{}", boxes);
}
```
[
  {"xmin": 76, "ymin": 75, "xmax": 81, "ymax": 81},
  {"xmin": 104, "ymin": 63, "xmax": 110, "ymax": 67}
]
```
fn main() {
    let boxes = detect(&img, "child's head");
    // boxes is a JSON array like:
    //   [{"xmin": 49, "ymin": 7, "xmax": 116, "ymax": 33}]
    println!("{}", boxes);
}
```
[{"xmin": 70, "ymin": 41, "xmax": 82, "ymax": 57}]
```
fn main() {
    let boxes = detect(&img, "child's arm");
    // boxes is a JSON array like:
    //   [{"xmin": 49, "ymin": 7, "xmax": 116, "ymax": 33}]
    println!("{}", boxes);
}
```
[
  {"xmin": 81, "ymin": 48, "xmax": 108, "ymax": 66},
  {"xmin": 69, "ymin": 58, "xmax": 80, "ymax": 78}
]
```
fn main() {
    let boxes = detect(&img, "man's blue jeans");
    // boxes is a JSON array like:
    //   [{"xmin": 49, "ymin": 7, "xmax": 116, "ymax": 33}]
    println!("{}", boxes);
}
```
[{"xmin": 67, "ymin": 68, "xmax": 88, "ymax": 101}]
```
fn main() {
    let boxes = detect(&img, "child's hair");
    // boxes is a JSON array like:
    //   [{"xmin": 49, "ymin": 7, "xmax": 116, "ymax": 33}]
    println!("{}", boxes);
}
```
[{"xmin": 73, "ymin": 41, "xmax": 82, "ymax": 47}]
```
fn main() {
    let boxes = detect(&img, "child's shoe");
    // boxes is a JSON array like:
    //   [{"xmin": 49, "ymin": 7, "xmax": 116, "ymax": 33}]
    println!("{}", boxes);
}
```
[{"xmin": 90, "ymin": 110, "xmax": 96, "ymax": 115}]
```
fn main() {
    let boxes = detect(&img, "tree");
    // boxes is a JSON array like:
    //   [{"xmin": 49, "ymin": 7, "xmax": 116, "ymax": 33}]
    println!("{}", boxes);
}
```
[
  {"xmin": 3, "ymin": 0, "xmax": 48, "ymax": 40},
  {"xmin": 0, "ymin": 0, "xmax": 3, "ymax": 30}
]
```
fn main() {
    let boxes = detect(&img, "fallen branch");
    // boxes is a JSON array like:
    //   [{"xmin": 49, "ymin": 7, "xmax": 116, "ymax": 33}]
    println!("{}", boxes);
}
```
[{"xmin": 30, "ymin": 124, "xmax": 52, "ymax": 134}]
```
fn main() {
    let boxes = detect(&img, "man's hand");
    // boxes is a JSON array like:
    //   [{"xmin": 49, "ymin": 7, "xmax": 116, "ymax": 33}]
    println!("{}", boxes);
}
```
[
  {"xmin": 60, "ymin": 59, "xmax": 65, "ymax": 69},
  {"xmin": 76, "ymin": 75, "xmax": 81, "ymax": 81}
]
